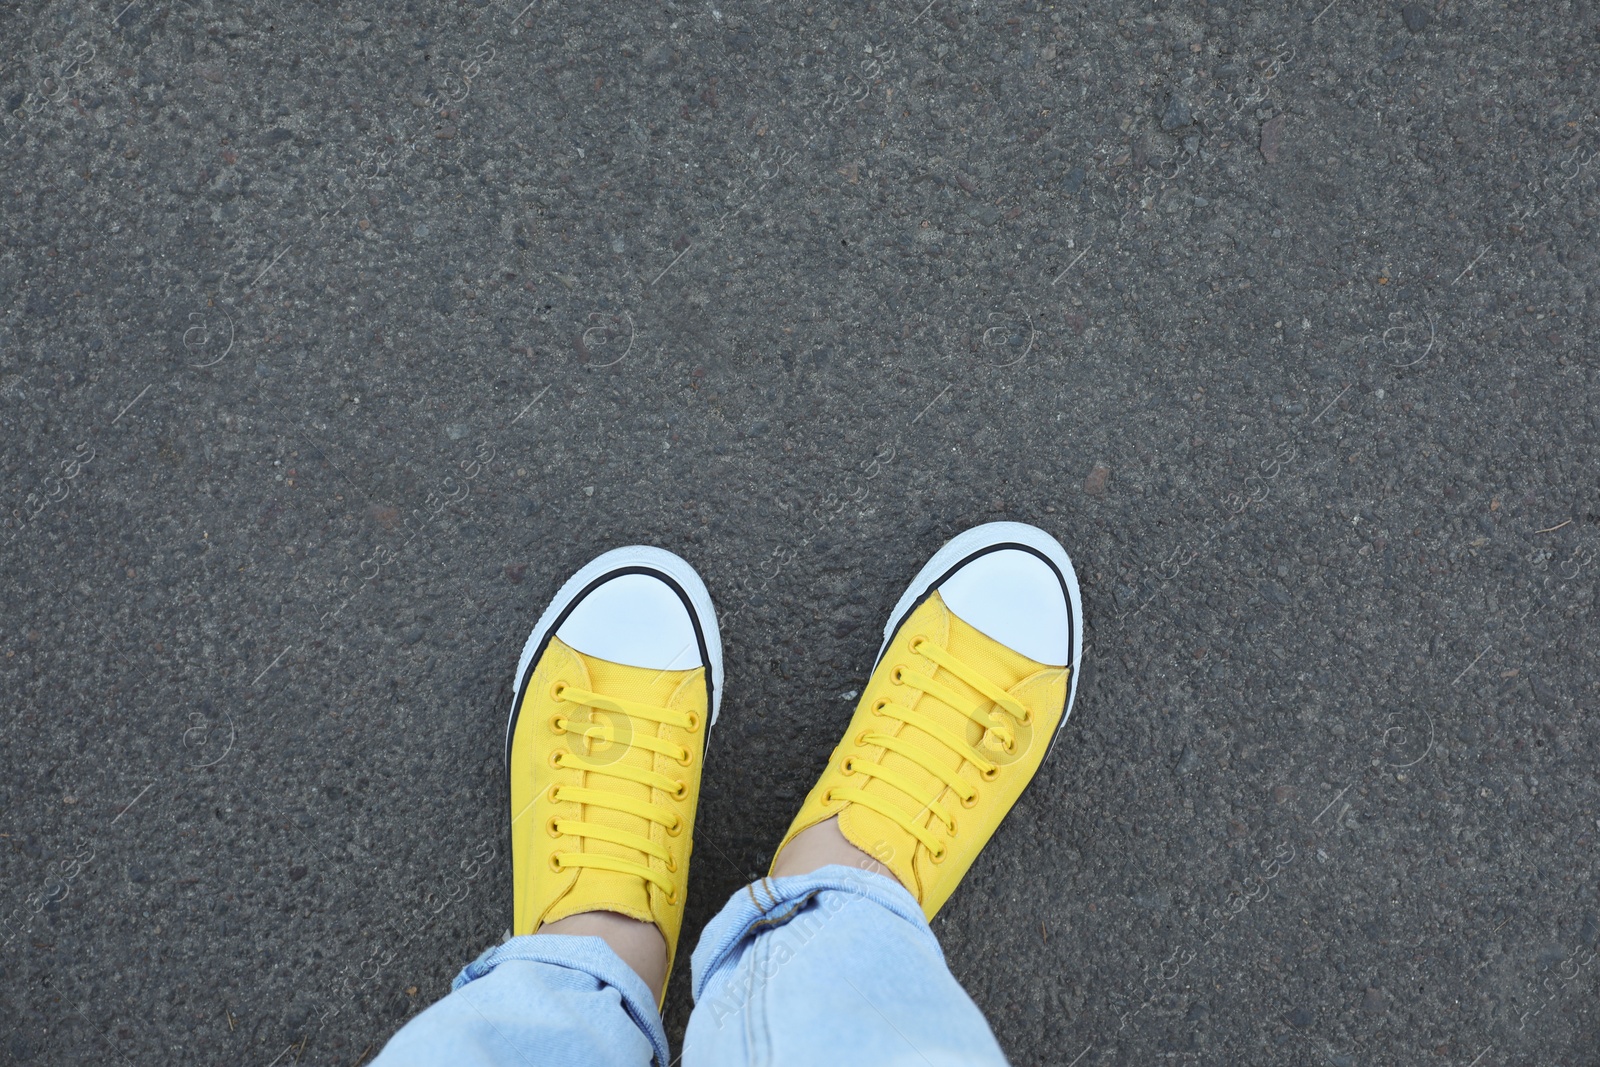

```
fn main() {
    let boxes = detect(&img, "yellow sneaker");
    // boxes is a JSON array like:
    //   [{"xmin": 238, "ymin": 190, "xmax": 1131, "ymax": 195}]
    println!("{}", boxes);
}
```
[
  {"xmin": 505, "ymin": 546, "xmax": 722, "ymax": 1004},
  {"xmin": 772, "ymin": 522, "xmax": 1083, "ymax": 918}
]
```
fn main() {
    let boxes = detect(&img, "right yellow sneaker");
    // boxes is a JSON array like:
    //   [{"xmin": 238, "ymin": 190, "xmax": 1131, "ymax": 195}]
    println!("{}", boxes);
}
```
[{"xmin": 771, "ymin": 522, "xmax": 1083, "ymax": 918}]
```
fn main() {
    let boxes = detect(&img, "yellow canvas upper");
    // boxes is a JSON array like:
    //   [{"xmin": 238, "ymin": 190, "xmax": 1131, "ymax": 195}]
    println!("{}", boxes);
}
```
[
  {"xmin": 772, "ymin": 592, "xmax": 1068, "ymax": 918},
  {"xmin": 509, "ymin": 635, "xmax": 707, "ymax": 998}
]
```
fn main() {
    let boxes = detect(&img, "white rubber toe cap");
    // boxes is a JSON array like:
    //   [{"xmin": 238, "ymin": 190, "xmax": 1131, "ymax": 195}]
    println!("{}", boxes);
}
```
[
  {"xmin": 938, "ymin": 548, "xmax": 1071, "ymax": 666},
  {"xmin": 555, "ymin": 572, "xmax": 704, "ymax": 671}
]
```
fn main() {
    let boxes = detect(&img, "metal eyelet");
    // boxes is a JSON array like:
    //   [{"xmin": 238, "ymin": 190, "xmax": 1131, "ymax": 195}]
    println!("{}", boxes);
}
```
[
  {"xmin": 979, "ymin": 766, "xmax": 999, "ymax": 782},
  {"xmin": 675, "ymin": 746, "xmax": 694, "ymax": 767},
  {"xmin": 823, "ymin": 788, "xmax": 838, "ymax": 805},
  {"xmin": 840, "ymin": 757, "xmax": 857, "ymax": 776},
  {"xmin": 548, "ymin": 750, "xmax": 565, "ymax": 769},
  {"xmin": 985, "ymin": 731, "xmax": 1016, "ymax": 756},
  {"xmin": 546, "ymin": 816, "xmax": 563, "ymax": 838},
  {"xmin": 666, "ymin": 816, "xmax": 684, "ymax": 837},
  {"xmin": 549, "ymin": 680, "xmax": 568, "ymax": 701},
  {"xmin": 666, "ymin": 855, "xmax": 678, "ymax": 874},
  {"xmin": 945, "ymin": 817, "xmax": 958, "ymax": 837},
  {"xmin": 546, "ymin": 783, "xmax": 563, "ymax": 803},
  {"xmin": 1017, "ymin": 706, "xmax": 1034, "ymax": 727},
  {"xmin": 549, "ymin": 713, "xmax": 568, "ymax": 734},
  {"xmin": 870, "ymin": 698, "xmax": 890, "ymax": 715},
  {"xmin": 548, "ymin": 853, "xmax": 564, "ymax": 873},
  {"xmin": 908, "ymin": 635, "xmax": 927, "ymax": 653},
  {"xmin": 665, "ymin": 890, "xmax": 680, "ymax": 906},
  {"xmin": 889, "ymin": 666, "xmax": 905, "ymax": 684},
  {"xmin": 671, "ymin": 780, "xmax": 690, "ymax": 801},
  {"xmin": 929, "ymin": 844, "xmax": 947, "ymax": 863},
  {"xmin": 960, "ymin": 791, "xmax": 979, "ymax": 809},
  {"xmin": 854, "ymin": 729, "xmax": 872, "ymax": 747},
  {"xmin": 686, "ymin": 711, "xmax": 702, "ymax": 731}
]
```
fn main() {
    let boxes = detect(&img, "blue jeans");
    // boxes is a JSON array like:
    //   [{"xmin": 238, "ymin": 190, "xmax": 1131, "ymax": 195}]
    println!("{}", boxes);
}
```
[{"xmin": 372, "ymin": 865, "xmax": 1008, "ymax": 1066}]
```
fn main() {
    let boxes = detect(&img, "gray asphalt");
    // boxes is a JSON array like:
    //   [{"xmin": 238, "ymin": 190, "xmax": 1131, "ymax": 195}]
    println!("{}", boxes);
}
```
[{"xmin": 3, "ymin": 0, "xmax": 1598, "ymax": 1063}]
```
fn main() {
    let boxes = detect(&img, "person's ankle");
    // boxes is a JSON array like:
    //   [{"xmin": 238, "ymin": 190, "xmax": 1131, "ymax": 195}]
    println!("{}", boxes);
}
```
[
  {"xmin": 538, "ymin": 911, "xmax": 668, "ymax": 1004},
  {"xmin": 770, "ymin": 816, "xmax": 902, "ymax": 887}
]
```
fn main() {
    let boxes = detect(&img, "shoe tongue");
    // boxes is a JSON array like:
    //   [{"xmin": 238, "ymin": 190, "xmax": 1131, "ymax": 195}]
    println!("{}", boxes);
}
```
[
  {"xmin": 840, "ymin": 595, "xmax": 1040, "ymax": 895},
  {"xmin": 545, "ymin": 654, "xmax": 679, "ymax": 925}
]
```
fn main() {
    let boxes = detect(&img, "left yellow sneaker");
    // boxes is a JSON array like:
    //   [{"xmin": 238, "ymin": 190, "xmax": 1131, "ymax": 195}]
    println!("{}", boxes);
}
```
[{"xmin": 505, "ymin": 546, "xmax": 722, "ymax": 1005}]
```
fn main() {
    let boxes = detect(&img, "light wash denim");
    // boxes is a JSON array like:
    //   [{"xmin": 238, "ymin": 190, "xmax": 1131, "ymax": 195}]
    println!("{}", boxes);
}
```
[{"xmin": 372, "ymin": 864, "xmax": 1008, "ymax": 1066}]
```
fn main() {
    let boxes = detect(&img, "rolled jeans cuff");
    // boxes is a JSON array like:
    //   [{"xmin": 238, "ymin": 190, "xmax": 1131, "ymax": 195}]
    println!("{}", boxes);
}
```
[
  {"xmin": 689, "ymin": 863, "xmax": 941, "ymax": 1003},
  {"xmin": 454, "ymin": 933, "xmax": 670, "ymax": 1067}
]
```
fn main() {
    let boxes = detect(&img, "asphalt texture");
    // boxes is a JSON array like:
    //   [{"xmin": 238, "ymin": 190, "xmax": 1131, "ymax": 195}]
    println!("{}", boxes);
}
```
[{"xmin": 2, "ymin": 0, "xmax": 1598, "ymax": 1063}]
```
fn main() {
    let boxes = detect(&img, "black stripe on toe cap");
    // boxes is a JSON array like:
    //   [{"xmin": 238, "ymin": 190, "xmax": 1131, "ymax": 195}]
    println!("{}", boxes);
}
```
[
  {"xmin": 877, "ymin": 542, "xmax": 1076, "ymax": 673},
  {"xmin": 505, "ymin": 566, "xmax": 714, "ymax": 772}
]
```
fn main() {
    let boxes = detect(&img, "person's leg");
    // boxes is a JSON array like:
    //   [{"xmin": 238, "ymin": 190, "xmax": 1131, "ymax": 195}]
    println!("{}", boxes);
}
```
[
  {"xmin": 374, "ymin": 547, "xmax": 725, "ymax": 1067},
  {"xmin": 371, "ymin": 934, "xmax": 664, "ymax": 1067},
  {"xmin": 684, "ymin": 522, "xmax": 1083, "ymax": 1065},
  {"xmin": 682, "ymin": 863, "xmax": 1008, "ymax": 1066}
]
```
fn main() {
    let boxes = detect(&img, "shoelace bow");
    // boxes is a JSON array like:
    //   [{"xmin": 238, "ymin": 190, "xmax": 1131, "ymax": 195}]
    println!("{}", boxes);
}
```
[
  {"xmin": 546, "ymin": 681, "xmax": 698, "ymax": 903},
  {"xmin": 826, "ymin": 635, "xmax": 1035, "ymax": 861}
]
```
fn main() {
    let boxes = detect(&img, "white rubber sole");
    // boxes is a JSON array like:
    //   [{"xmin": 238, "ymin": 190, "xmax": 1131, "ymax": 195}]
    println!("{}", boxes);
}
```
[
  {"xmin": 504, "ymin": 546, "xmax": 724, "ymax": 767},
  {"xmin": 873, "ymin": 521, "xmax": 1085, "ymax": 756}
]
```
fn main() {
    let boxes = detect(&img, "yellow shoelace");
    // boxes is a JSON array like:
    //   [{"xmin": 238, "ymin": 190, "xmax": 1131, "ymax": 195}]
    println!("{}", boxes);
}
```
[
  {"xmin": 546, "ymin": 681, "xmax": 698, "ymax": 904},
  {"xmin": 826, "ymin": 635, "xmax": 1033, "ymax": 861}
]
